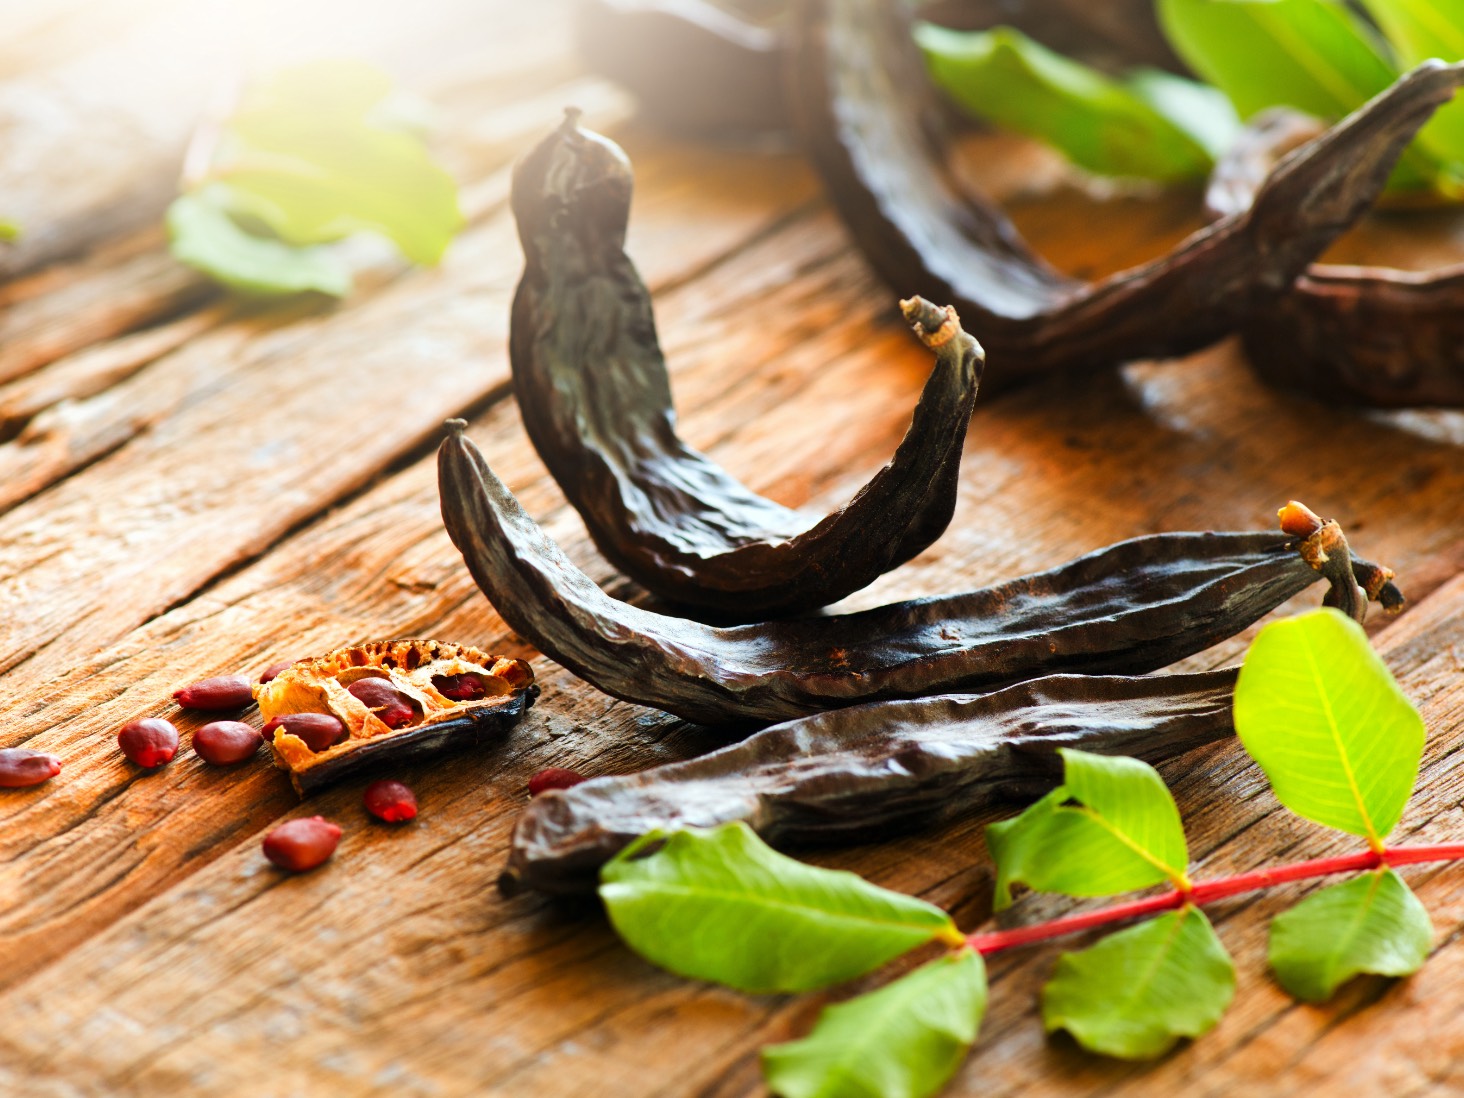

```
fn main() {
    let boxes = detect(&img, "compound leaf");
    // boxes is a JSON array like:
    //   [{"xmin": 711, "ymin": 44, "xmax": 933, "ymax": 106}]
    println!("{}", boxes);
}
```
[
  {"xmin": 1235, "ymin": 608, "xmax": 1424, "ymax": 844},
  {"xmin": 1042, "ymin": 907, "xmax": 1235, "ymax": 1059},
  {"xmin": 1269, "ymin": 868, "xmax": 1432, "ymax": 1000},
  {"xmin": 600, "ymin": 823, "xmax": 959, "ymax": 993},
  {"xmin": 762, "ymin": 950, "xmax": 987, "ymax": 1098}
]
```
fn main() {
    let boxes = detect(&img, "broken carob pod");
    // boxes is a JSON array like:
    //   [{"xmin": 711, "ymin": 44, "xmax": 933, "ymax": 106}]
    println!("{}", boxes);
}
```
[
  {"xmin": 504, "ymin": 667, "xmax": 1238, "ymax": 894},
  {"xmin": 439, "ymin": 422, "xmax": 1395, "ymax": 728},
  {"xmin": 1206, "ymin": 107, "xmax": 1464, "ymax": 408},
  {"xmin": 256, "ymin": 640, "xmax": 537, "ymax": 794},
  {"xmin": 787, "ymin": 0, "xmax": 1464, "ymax": 393},
  {"xmin": 510, "ymin": 113, "xmax": 984, "ymax": 621}
]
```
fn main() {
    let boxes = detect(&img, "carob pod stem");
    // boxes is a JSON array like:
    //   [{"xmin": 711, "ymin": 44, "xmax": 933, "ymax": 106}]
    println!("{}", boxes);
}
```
[
  {"xmin": 503, "ymin": 667, "xmax": 1239, "ymax": 894},
  {"xmin": 438, "ymin": 421, "xmax": 1395, "ymax": 728},
  {"xmin": 510, "ymin": 112, "xmax": 984, "ymax": 621},
  {"xmin": 787, "ymin": 0, "xmax": 1464, "ymax": 392},
  {"xmin": 1209, "ymin": 108, "xmax": 1464, "ymax": 408}
]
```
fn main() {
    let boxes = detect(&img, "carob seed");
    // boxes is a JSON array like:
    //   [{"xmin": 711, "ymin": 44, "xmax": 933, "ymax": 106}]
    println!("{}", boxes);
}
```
[
  {"xmin": 363, "ymin": 779, "xmax": 418, "ymax": 823},
  {"xmin": 259, "ymin": 660, "xmax": 298, "ymax": 684},
  {"xmin": 173, "ymin": 675, "xmax": 255, "ymax": 711},
  {"xmin": 117, "ymin": 718, "xmax": 180, "ymax": 769},
  {"xmin": 263, "ymin": 816, "xmax": 342, "ymax": 872},
  {"xmin": 529, "ymin": 767, "xmax": 586, "ymax": 796},
  {"xmin": 346, "ymin": 678, "xmax": 418, "ymax": 730},
  {"xmin": 0, "ymin": 747, "xmax": 62, "ymax": 788},
  {"xmin": 262, "ymin": 712, "xmax": 348, "ymax": 753},
  {"xmin": 193, "ymin": 721, "xmax": 263, "ymax": 766},
  {"xmin": 434, "ymin": 673, "xmax": 489, "ymax": 700}
]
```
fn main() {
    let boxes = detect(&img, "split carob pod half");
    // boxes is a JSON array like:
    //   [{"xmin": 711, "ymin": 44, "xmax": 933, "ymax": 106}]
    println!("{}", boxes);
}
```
[
  {"xmin": 787, "ymin": 0, "xmax": 1464, "ymax": 394},
  {"xmin": 1208, "ymin": 108, "xmax": 1464, "ymax": 409},
  {"xmin": 504, "ymin": 667, "xmax": 1237, "ymax": 894},
  {"xmin": 510, "ymin": 112, "xmax": 984, "ymax": 621},
  {"xmin": 439, "ymin": 421, "xmax": 1399, "ymax": 728},
  {"xmin": 256, "ymin": 640, "xmax": 537, "ymax": 794}
]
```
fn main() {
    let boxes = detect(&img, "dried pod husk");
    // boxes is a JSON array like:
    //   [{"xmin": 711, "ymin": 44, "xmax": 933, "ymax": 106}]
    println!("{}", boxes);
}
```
[
  {"xmin": 256, "ymin": 640, "xmax": 537, "ymax": 794},
  {"xmin": 787, "ymin": 0, "xmax": 1464, "ymax": 392},
  {"xmin": 504, "ymin": 668, "xmax": 1238, "ymax": 894}
]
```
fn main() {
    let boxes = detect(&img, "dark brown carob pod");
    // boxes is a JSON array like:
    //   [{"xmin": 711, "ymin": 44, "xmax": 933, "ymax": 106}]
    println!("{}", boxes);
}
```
[
  {"xmin": 787, "ymin": 0, "xmax": 1464, "ymax": 392},
  {"xmin": 1208, "ymin": 107, "xmax": 1464, "ymax": 408},
  {"xmin": 503, "ymin": 667, "xmax": 1238, "ymax": 894},
  {"xmin": 510, "ymin": 113, "xmax": 984, "ymax": 621},
  {"xmin": 257, "ymin": 640, "xmax": 537, "ymax": 794},
  {"xmin": 438, "ymin": 421, "xmax": 1396, "ymax": 728}
]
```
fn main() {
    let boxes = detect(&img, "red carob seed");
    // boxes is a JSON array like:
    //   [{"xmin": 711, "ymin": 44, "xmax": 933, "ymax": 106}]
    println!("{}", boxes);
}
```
[
  {"xmin": 0, "ymin": 748, "xmax": 63, "ymax": 788},
  {"xmin": 346, "ymin": 678, "xmax": 418, "ymax": 729},
  {"xmin": 117, "ymin": 718, "xmax": 180, "ymax": 769},
  {"xmin": 173, "ymin": 674, "xmax": 254, "ymax": 711},
  {"xmin": 434, "ymin": 672, "xmax": 488, "ymax": 700},
  {"xmin": 194, "ymin": 721, "xmax": 263, "ymax": 766},
  {"xmin": 363, "ymin": 779, "xmax": 418, "ymax": 823},
  {"xmin": 259, "ymin": 660, "xmax": 298, "ymax": 684},
  {"xmin": 528, "ymin": 767, "xmax": 586, "ymax": 796},
  {"xmin": 262, "ymin": 816, "xmax": 342, "ymax": 872},
  {"xmin": 262, "ymin": 713, "xmax": 348, "ymax": 752}
]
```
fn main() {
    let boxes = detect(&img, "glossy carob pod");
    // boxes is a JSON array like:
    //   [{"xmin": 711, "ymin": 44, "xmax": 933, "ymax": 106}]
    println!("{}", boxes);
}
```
[
  {"xmin": 504, "ymin": 667, "xmax": 1238, "ymax": 894},
  {"xmin": 1207, "ymin": 108, "xmax": 1464, "ymax": 409},
  {"xmin": 439, "ymin": 422, "xmax": 1395, "ymax": 728},
  {"xmin": 510, "ymin": 113, "xmax": 984, "ymax": 621},
  {"xmin": 787, "ymin": 0, "xmax": 1464, "ymax": 393},
  {"xmin": 257, "ymin": 640, "xmax": 537, "ymax": 794}
]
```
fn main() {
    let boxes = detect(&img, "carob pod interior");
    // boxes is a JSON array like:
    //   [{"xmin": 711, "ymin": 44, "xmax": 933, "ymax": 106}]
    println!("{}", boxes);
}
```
[
  {"xmin": 787, "ymin": 0, "xmax": 1464, "ymax": 393},
  {"xmin": 256, "ymin": 640, "xmax": 537, "ymax": 794},
  {"xmin": 1208, "ymin": 107, "xmax": 1464, "ymax": 409},
  {"xmin": 503, "ymin": 667, "xmax": 1238, "ymax": 894},
  {"xmin": 511, "ymin": 112, "xmax": 984, "ymax": 621},
  {"xmin": 438, "ymin": 421, "xmax": 1398, "ymax": 728}
]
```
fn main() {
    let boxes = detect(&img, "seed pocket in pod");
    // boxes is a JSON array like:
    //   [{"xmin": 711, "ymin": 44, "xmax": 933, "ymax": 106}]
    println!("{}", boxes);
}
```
[{"xmin": 255, "ymin": 639, "xmax": 537, "ymax": 794}]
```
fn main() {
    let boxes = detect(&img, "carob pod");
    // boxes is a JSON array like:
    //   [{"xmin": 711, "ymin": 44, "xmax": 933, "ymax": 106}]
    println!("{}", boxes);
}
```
[
  {"xmin": 504, "ymin": 667, "xmax": 1238, "ymax": 894},
  {"xmin": 511, "ymin": 113, "xmax": 984, "ymax": 621},
  {"xmin": 1208, "ymin": 108, "xmax": 1464, "ymax": 409},
  {"xmin": 256, "ymin": 640, "xmax": 537, "ymax": 794},
  {"xmin": 439, "ymin": 422, "xmax": 1397, "ymax": 728},
  {"xmin": 786, "ymin": 0, "xmax": 1464, "ymax": 393}
]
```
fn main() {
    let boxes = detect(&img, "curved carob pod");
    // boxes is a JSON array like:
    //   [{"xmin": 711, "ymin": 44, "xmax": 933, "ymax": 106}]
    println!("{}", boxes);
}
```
[
  {"xmin": 510, "ymin": 113, "xmax": 985, "ymax": 621},
  {"xmin": 439, "ymin": 422, "xmax": 1397, "ymax": 727},
  {"xmin": 787, "ymin": 0, "xmax": 1464, "ymax": 392},
  {"xmin": 504, "ymin": 667, "xmax": 1238, "ymax": 894},
  {"xmin": 1208, "ymin": 108, "xmax": 1464, "ymax": 409}
]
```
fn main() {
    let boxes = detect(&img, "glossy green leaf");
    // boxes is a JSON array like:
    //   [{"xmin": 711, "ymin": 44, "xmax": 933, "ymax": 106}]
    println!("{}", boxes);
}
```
[
  {"xmin": 599, "ymin": 824, "xmax": 959, "ymax": 993},
  {"xmin": 987, "ymin": 749, "xmax": 1189, "ymax": 910},
  {"xmin": 1358, "ymin": 0, "xmax": 1464, "ymax": 182},
  {"xmin": 762, "ymin": 950, "xmax": 987, "ymax": 1098},
  {"xmin": 1269, "ymin": 869, "xmax": 1432, "ymax": 1001},
  {"xmin": 1235, "ymin": 608, "xmax": 1424, "ymax": 844},
  {"xmin": 1042, "ymin": 907, "xmax": 1235, "ymax": 1059},
  {"xmin": 915, "ymin": 23, "xmax": 1227, "ymax": 180},
  {"xmin": 0, "ymin": 220, "xmax": 19, "ymax": 242},
  {"xmin": 166, "ymin": 189, "xmax": 351, "ymax": 298}
]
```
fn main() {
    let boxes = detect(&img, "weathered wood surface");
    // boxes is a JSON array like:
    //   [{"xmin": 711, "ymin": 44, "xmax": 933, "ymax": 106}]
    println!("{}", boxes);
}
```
[{"xmin": 1, "ymin": 4, "xmax": 1462, "ymax": 1096}]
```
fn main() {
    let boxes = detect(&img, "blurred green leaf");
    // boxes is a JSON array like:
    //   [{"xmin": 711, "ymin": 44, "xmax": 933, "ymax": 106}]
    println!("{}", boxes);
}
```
[
  {"xmin": 0, "ymin": 220, "xmax": 19, "ymax": 242},
  {"xmin": 1235, "ymin": 608, "xmax": 1424, "ymax": 844},
  {"xmin": 1042, "ymin": 907, "xmax": 1235, "ymax": 1059},
  {"xmin": 599, "ymin": 823, "xmax": 960, "ymax": 993},
  {"xmin": 916, "ymin": 23, "xmax": 1230, "ymax": 180},
  {"xmin": 986, "ymin": 749, "xmax": 1189, "ymax": 910},
  {"xmin": 1359, "ymin": 0, "xmax": 1464, "ymax": 185},
  {"xmin": 762, "ymin": 951, "xmax": 987, "ymax": 1098},
  {"xmin": 1269, "ymin": 868, "xmax": 1432, "ymax": 1000}
]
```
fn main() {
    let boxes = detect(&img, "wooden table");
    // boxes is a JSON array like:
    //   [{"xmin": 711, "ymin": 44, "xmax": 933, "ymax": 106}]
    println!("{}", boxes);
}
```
[{"xmin": 3, "ymin": 3, "xmax": 1463, "ymax": 1095}]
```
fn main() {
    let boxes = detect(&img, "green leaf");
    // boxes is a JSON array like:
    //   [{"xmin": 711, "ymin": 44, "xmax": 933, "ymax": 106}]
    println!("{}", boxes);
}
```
[
  {"xmin": 0, "ymin": 220, "xmax": 19, "ymax": 242},
  {"xmin": 1042, "ymin": 907, "xmax": 1235, "ymax": 1059},
  {"xmin": 1235, "ymin": 608, "xmax": 1424, "ymax": 844},
  {"xmin": 762, "ymin": 951, "xmax": 987, "ymax": 1098},
  {"xmin": 166, "ymin": 189, "xmax": 351, "ymax": 297},
  {"xmin": 915, "ymin": 23, "xmax": 1225, "ymax": 181},
  {"xmin": 1156, "ymin": 0, "xmax": 1438, "ymax": 189},
  {"xmin": 599, "ymin": 824, "xmax": 960, "ymax": 993},
  {"xmin": 1358, "ymin": 0, "xmax": 1464, "ymax": 183},
  {"xmin": 986, "ymin": 749, "xmax": 1189, "ymax": 910},
  {"xmin": 1269, "ymin": 868, "xmax": 1432, "ymax": 1001}
]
